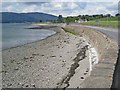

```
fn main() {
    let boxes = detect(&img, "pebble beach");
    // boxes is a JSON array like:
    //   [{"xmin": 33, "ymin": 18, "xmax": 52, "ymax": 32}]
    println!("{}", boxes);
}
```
[{"xmin": 2, "ymin": 25, "xmax": 98, "ymax": 88}]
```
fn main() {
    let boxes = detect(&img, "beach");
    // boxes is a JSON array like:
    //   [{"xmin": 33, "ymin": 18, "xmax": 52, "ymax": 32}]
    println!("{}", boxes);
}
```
[
  {"xmin": 2, "ymin": 25, "xmax": 98, "ymax": 88},
  {"xmin": 2, "ymin": 2, "xmax": 119, "ymax": 89}
]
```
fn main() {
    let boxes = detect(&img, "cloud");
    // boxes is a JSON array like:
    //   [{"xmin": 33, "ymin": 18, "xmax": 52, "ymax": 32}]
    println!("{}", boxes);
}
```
[
  {"xmin": 106, "ymin": 2, "xmax": 118, "ymax": 11},
  {"xmin": 2, "ymin": 0, "xmax": 119, "ymax": 2},
  {"xmin": 1, "ymin": 2, "xmax": 118, "ymax": 16},
  {"xmin": 23, "ymin": 2, "xmax": 46, "ymax": 5},
  {"xmin": 69, "ymin": 2, "xmax": 118, "ymax": 16}
]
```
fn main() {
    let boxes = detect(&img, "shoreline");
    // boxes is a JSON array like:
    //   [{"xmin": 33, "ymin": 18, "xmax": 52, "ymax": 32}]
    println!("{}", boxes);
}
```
[
  {"xmin": 2, "ymin": 24, "xmax": 118, "ymax": 88},
  {"xmin": 2, "ymin": 32, "xmax": 57, "ymax": 51},
  {"xmin": 2, "ymin": 25, "xmax": 98, "ymax": 88},
  {"xmin": 2, "ymin": 26, "xmax": 61, "ymax": 51}
]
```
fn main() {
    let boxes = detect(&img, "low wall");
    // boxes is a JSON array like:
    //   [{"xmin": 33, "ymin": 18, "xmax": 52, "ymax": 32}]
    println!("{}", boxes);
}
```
[{"xmin": 63, "ymin": 25, "xmax": 118, "ymax": 88}]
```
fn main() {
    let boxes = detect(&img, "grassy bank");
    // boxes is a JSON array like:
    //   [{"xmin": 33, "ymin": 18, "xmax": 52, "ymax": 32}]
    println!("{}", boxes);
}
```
[
  {"xmin": 80, "ymin": 21, "xmax": 119, "ymax": 27},
  {"xmin": 62, "ymin": 27, "xmax": 78, "ymax": 35},
  {"xmin": 99, "ymin": 17, "xmax": 118, "ymax": 21}
]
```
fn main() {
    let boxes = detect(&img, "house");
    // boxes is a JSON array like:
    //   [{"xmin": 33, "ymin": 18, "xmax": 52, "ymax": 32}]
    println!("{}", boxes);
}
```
[{"xmin": 75, "ymin": 19, "xmax": 88, "ymax": 23}]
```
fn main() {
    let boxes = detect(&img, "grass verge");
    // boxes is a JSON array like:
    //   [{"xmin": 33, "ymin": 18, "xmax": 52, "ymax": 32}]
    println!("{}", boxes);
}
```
[
  {"xmin": 80, "ymin": 21, "xmax": 119, "ymax": 27},
  {"xmin": 62, "ymin": 27, "xmax": 78, "ymax": 35}
]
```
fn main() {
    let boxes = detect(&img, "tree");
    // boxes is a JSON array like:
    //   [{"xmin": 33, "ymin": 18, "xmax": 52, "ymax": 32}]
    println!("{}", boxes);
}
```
[
  {"xmin": 81, "ymin": 15, "xmax": 85, "ymax": 19},
  {"xmin": 78, "ymin": 15, "xmax": 81, "ymax": 18},
  {"xmin": 64, "ymin": 17, "xmax": 72, "ymax": 25},
  {"xmin": 106, "ymin": 14, "xmax": 111, "ymax": 17},
  {"xmin": 100, "ymin": 14, "xmax": 104, "ymax": 18},
  {"xmin": 115, "ymin": 13, "xmax": 120, "ymax": 17},
  {"xmin": 58, "ymin": 15, "xmax": 64, "ymax": 23},
  {"xmin": 40, "ymin": 20, "xmax": 42, "ymax": 22}
]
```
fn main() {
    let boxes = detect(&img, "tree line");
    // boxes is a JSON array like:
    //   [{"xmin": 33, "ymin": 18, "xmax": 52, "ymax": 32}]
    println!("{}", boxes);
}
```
[{"xmin": 51, "ymin": 13, "xmax": 120, "ymax": 24}]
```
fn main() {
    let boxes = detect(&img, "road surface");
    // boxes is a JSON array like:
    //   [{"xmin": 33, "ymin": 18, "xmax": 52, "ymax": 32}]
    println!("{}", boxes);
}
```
[
  {"xmin": 72, "ymin": 24, "xmax": 119, "ymax": 45},
  {"xmin": 82, "ymin": 25, "xmax": 119, "ymax": 44}
]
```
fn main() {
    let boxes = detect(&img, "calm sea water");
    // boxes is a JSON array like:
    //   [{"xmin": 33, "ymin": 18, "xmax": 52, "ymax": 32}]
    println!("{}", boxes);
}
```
[{"xmin": 2, "ymin": 23, "xmax": 56, "ymax": 50}]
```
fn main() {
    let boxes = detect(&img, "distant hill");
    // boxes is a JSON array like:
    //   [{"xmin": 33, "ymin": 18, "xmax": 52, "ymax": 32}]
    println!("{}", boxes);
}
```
[{"xmin": 1, "ymin": 12, "xmax": 58, "ymax": 23}]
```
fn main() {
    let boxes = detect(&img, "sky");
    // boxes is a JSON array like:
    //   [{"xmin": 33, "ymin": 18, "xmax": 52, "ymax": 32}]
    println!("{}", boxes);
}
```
[{"xmin": 1, "ymin": 0, "xmax": 119, "ymax": 17}]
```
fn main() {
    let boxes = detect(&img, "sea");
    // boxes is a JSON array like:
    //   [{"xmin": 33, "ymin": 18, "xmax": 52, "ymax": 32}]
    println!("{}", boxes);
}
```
[{"xmin": 2, "ymin": 23, "xmax": 56, "ymax": 50}]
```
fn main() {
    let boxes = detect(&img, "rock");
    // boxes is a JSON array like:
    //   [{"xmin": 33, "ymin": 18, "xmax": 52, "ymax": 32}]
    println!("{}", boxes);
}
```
[
  {"xmin": 25, "ymin": 85, "xmax": 29, "ymax": 87},
  {"xmin": 50, "ymin": 55, "xmax": 56, "ymax": 57},
  {"xmin": 32, "ymin": 53, "xmax": 39, "ymax": 56},
  {"xmin": 14, "ymin": 68, "xmax": 19, "ymax": 71},
  {"xmin": 86, "ymin": 68, "xmax": 89, "ymax": 72},
  {"xmin": 32, "ymin": 84, "xmax": 36, "ymax": 88},
  {"xmin": 81, "ymin": 77, "xmax": 84, "ymax": 79},
  {"xmin": 24, "ymin": 57, "xmax": 29, "ymax": 59},
  {"xmin": 7, "ymin": 83, "xmax": 12, "ymax": 86},
  {"xmin": 84, "ymin": 73, "xmax": 87, "ymax": 75},
  {"xmin": 41, "ymin": 55, "xmax": 44, "ymax": 56}
]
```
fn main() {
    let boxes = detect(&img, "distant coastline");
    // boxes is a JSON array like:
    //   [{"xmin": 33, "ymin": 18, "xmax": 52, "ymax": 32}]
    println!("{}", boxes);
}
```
[{"xmin": 1, "ymin": 12, "xmax": 58, "ymax": 23}]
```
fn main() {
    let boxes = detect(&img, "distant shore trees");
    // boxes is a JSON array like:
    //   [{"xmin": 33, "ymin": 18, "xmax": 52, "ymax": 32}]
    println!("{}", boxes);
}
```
[
  {"xmin": 58, "ymin": 15, "xmax": 64, "ymax": 23},
  {"xmin": 51, "ymin": 13, "xmax": 119, "ymax": 24},
  {"xmin": 115, "ymin": 13, "xmax": 120, "ymax": 17}
]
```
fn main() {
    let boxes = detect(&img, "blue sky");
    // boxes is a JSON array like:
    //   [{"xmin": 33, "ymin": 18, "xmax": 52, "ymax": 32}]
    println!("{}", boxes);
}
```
[{"xmin": 1, "ymin": 0, "xmax": 119, "ymax": 16}]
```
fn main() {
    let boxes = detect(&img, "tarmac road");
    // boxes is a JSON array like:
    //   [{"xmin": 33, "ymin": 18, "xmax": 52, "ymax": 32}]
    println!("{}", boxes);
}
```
[
  {"xmin": 71, "ymin": 24, "xmax": 119, "ymax": 45},
  {"xmin": 81, "ymin": 25, "xmax": 119, "ymax": 45}
]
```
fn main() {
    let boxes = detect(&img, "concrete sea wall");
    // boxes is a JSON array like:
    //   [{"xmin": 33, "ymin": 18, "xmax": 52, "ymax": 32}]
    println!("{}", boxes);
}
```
[{"xmin": 64, "ymin": 25, "xmax": 118, "ymax": 88}]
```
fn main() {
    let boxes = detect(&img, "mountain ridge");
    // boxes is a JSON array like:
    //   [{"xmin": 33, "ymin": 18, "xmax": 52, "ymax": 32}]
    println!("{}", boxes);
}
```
[{"xmin": 1, "ymin": 12, "xmax": 58, "ymax": 23}]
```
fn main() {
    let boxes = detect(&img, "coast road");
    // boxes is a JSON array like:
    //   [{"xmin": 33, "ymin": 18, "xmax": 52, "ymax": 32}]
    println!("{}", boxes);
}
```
[
  {"xmin": 82, "ymin": 25, "xmax": 119, "ymax": 45},
  {"xmin": 72, "ymin": 24, "xmax": 119, "ymax": 45}
]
